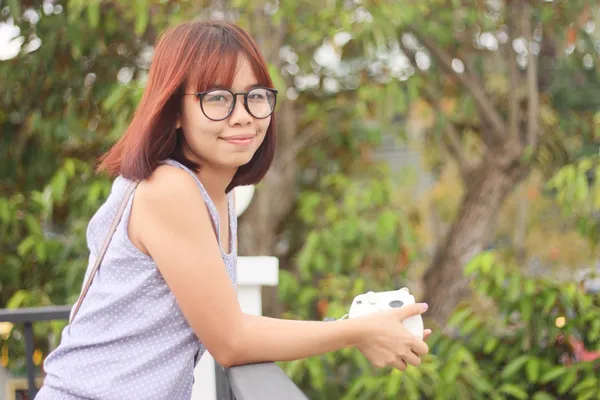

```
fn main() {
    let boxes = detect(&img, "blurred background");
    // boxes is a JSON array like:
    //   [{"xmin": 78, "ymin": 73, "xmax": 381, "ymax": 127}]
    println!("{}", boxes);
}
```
[{"xmin": 1, "ymin": 0, "xmax": 600, "ymax": 399}]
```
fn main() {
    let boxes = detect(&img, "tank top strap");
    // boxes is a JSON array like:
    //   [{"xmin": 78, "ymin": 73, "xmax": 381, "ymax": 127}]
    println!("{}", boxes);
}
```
[
  {"xmin": 160, "ymin": 159, "xmax": 222, "ymax": 239},
  {"xmin": 227, "ymin": 189, "xmax": 237, "ymax": 251}
]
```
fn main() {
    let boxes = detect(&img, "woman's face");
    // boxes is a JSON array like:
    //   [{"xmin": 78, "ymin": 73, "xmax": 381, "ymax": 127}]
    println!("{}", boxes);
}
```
[{"xmin": 177, "ymin": 56, "xmax": 272, "ymax": 173}]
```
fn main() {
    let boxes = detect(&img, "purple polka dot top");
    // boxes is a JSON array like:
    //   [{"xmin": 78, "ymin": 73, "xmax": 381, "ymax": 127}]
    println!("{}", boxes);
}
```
[{"xmin": 36, "ymin": 159, "xmax": 237, "ymax": 400}]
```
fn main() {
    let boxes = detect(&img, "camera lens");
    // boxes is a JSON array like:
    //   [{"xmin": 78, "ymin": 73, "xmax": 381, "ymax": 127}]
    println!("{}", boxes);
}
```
[{"xmin": 389, "ymin": 300, "xmax": 404, "ymax": 308}]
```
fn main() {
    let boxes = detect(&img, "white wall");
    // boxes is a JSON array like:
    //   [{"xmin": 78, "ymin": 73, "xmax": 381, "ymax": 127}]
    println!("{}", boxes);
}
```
[{"xmin": 190, "ymin": 256, "xmax": 279, "ymax": 400}]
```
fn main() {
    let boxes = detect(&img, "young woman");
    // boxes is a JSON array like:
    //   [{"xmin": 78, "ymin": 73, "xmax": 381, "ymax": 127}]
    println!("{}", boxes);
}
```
[{"xmin": 36, "ymin": 19, "xmax": 432, "ymax": 400}]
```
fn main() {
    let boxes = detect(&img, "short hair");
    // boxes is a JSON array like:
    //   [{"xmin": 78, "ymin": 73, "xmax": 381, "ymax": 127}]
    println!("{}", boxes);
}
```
[{"xmin": 97, "ymin": 20, "xmax": 276, "ymax": 192}]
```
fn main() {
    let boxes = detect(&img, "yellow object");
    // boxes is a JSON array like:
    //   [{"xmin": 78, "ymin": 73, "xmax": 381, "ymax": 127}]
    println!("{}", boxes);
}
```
[
  {"xmin": 0, "ymin": 322, "xmax": 13, "ymax": 339},
  {"xmin": 1, "ymin": 344, "xmax": 8, "ymax": 367},
  {"xmin": 33, "ymin": 348, "xmax": 43, "ymax": 365},
  {"xmin": 555, "ymin": 316, "xmax": 566, "ymax": 328}
]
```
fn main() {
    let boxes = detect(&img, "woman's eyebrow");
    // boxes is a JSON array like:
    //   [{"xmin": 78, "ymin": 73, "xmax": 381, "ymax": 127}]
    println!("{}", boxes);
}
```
[{"xmin": 204, "ymin": 83, "xmax": 263, "ymax": 91}]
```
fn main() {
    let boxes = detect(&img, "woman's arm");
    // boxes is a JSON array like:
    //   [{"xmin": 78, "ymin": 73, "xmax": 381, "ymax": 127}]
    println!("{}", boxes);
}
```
[
  {"xmin": 231, "ymin": 315, "xmax": 366, "ymax": 366},
  {"xmin": 131, "ymin": 166, "xmax": 427, "ymax": 368}
]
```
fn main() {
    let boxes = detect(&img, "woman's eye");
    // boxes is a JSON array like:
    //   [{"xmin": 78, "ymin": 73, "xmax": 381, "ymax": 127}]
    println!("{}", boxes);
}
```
[{"xmin": 207, "ymin": 95, "xmax": 227, "ymax": 102}]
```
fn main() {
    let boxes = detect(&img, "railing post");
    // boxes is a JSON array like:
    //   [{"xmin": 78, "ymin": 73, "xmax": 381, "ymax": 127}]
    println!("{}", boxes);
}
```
[{"xmin": 23, "ymin": 321, "xmax": 38, "ymax": 399}]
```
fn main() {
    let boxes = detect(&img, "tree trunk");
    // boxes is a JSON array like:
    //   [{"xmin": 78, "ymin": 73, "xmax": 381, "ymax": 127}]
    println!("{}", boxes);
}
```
[
  {"xmin": 422, "ymin": 145, "xmax": 528, "ymax": 327},
  {"xmin": 234, "ymin": 10, "xmax": 299, "ymax": 317},
  {"xmin": 237, "ymin": 98, "xmax": 298, "ymax": 317}
]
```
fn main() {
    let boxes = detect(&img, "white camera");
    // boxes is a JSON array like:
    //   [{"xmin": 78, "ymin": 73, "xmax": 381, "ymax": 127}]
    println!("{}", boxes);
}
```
[{"xmin": 348, "ymin": 288, "xmax": 424, "ymax": 340}]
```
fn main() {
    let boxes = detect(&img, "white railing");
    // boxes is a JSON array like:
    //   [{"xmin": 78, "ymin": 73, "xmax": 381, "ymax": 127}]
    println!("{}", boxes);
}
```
[{"xmin": 191, "ymin": 255, "xmax": 280, "ymax": 400}]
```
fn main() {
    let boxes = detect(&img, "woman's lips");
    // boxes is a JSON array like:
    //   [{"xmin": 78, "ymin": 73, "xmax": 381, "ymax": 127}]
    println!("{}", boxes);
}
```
[{"xmin": 221, "ymin": 135, "xmax": 255, "ymax": 146}]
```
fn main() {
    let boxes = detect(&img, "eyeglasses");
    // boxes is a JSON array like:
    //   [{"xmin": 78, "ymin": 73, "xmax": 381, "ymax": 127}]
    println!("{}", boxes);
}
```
[{"xmin": 183, "ymin": 87, "xmax": 278, "ymax": 121}]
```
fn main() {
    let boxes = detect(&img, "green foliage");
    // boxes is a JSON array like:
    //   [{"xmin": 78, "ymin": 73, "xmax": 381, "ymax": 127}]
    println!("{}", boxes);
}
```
[
  {"xmin": 547, "ymin": 155, "xmax": 600, "ymax": 243},
  {"xmin": 1, "ymin": 1, "xmax": 599, "ymax": 398},
  {"xmin": 280, "ymin": 250, "xmax": 600, "ymax": 399}
]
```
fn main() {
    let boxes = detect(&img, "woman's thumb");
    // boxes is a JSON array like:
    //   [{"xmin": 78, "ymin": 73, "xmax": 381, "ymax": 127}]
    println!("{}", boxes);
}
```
[{"xmin": 396, "ymin": 303, "xmax": 428, "ymax": 320}]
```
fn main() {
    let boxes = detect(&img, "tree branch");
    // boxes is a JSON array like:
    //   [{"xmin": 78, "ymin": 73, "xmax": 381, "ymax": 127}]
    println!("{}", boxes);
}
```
[
  {"xmin": 276, "ymin": 124, "xmax": 324, "ymax": 169},
  {"xmin": 398, "ymin": 40, "xmax": 473, "ymax": 180},
  {"xmin": 507, "ymin": 0, "xmax": 520, "ymax": 142},
  {"xmin": 523, "ymin": 2, "xmax": 539, "ymax": 149},
  {"xmin": 408, "ymin": 29, "xmax": 506, "ymax": 143},
  {"xmin": 443, "ymin": 123, "xmax": 473, "ymax": 182},
  {"xmin": 428, "ymin": 90, "xmax": 473, "ymax": 182}
]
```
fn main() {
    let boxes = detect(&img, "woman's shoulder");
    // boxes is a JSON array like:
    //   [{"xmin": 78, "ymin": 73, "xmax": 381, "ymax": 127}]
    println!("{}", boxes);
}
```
[
  {"xmin": 131, "ymin": 163, "xmax": 212, "ymax": 229},
  {"xmin": 139, "ymin": 163, "xmax": 200, "ymax": 201},
  {"xmin": 127, "ymin": 164, "xmax": 213, "ymax": 255}
]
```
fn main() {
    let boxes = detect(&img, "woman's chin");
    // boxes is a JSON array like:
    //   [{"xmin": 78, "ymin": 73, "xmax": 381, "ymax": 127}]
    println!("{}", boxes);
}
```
[{"xmin": 219, "ymin": 154, "xmax": 256, "ymax": 170}]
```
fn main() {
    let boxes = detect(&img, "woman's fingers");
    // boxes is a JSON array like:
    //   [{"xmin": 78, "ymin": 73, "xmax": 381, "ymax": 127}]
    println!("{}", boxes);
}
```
[
  {"xmin": 394, "ymin": 358, "xmax": 407, "ymax": 371},
  {"xmin": 401, "ymin": 351, "xmax": 422, "ymax": 366},
  {"xmin": 411, "ymin": 339, "xmax": 429, "ymax": 356}
]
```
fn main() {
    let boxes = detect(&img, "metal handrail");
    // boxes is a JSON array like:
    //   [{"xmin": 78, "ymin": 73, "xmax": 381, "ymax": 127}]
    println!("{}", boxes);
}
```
[
  {"xmin": 1, "ymin": 306, "xmax": 309, "ymax": 400},
  {"xmin": 0, "ymin": 305, "xmax": 71, "ymax": 399},
  {"xmin": 0, "ymin": 305, "xmax": 72, "ymax": 323}
]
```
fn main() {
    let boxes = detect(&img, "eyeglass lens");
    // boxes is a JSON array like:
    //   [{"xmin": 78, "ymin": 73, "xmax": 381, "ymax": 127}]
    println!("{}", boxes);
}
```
[{"xmin": 201, "ymin": 88, "xmax": 276, "ymax": 120}]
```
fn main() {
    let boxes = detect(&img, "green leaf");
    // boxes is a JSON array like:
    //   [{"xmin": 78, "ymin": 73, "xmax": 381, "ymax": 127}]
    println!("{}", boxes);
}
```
[
  {"xmin": 520, "ymin": 300, "xmax": 533, "ymax": 323},
  {"xmin": 17, "ymin": 235, "xmax": 37, "ymax": 257},
  {"xmin": 558, "ymin": 369, "xmax": 577, "ymax": 394},
  {"xmin": 64, "ymin": 158, "xmax": 77, "ymax": 177},
  {"xmin": 532, "ymin": 392, "xmax": 555, "ymax": 400},
  {"xmin": 507, "ymin": 274, "xmax": 521, "ymax": 302},
  {"xmin": 501, "ymin": 355, "xmax": 530, "ymax": 379},
  {"xmin": 306, "ymin": 358, "xmax": 325, "ymax": 390},
  {"xmin": 463, "ymin": 371, "xmax": 493, "ymax": 393},
  {"xmin": 102, "ymin": 85, "xmax": 126, "ymax": 111},
  {"xmin": 87, "ymin": 2, "xmax": 100, "ymax": 28},
  {"xmin": 577, "ymin": 388, "xmax": 600, "ymax": 400},
  {"xmin": 483, "ymin": 336, "xmax": 499, "ymax": 354},
  {"xmin": 7, "ymin": 290, "xmax": 30, "ymax": 308},
  {"xmin": 461, "ymin": 315, "xmax": 481, "ymax": 335},
  {"xmin": 543, "ymin": 291, "xmax": 558, "ymax": 313},
  {"xmin": 540, "ymin": 366, "xmax": 568, "ymax": 383},
  {"xmin": 526, "ymin": 357, "xmax": 541, "ymax": 383},
  {"xmin": 499, "ymin": 383, "xmax": 528, "ymax": 400},
  {"xmin": 385, "ymin": 369, "xmax": 402, "ymax": 396},
  {"xmin": 25, "ymin": 214, "xmax": 42, "ymax": 235},
  {"xmin": 375, "ymin": 210, "xmax": 397, "ymax": 240},
  {"xmin": 35, "ymin": 241, "xmax": 48, "ymax": 263},
  {"xmin": 7, "ymin": 0, "xmax": 21, "ymax": 20},
  {"xmin": 574, "ymin": 377, "xmax": 598, "ymax": 393},
  {"xmin": 50, "ymin": 170, "xmax": 68, "ymax": 202},
  {"xmin": 135, "ymin": 0, "xmax": 149, "ymax": 36},
  {"xmin": 448, "ymin": 307, "xmax": 472, "ymax": 328}
]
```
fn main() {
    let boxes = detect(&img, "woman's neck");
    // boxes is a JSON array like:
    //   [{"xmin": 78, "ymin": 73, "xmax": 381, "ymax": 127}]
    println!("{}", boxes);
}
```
[
  {"xmin": 181, "ymin": 147, "xmax": 236, "ymax": 201},
  {"xmin": 196, "ymin": 165, "xmax": 236, "ymax": 202}
]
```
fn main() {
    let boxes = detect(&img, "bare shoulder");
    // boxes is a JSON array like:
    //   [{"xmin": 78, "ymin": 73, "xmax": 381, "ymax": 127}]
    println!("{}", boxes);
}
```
[
  {"xmin": 128, "ymin": 164, "xmax": 211, "ymax": 256},
  {"xmin": 137, "ymin": 164, "xmax": 200, "ymax": 204}
]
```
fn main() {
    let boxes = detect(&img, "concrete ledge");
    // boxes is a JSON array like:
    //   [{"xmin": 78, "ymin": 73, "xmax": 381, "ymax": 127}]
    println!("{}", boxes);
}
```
[{"xmin": 226, "ymin": 363, "xmax": 308, "ymax": 400}]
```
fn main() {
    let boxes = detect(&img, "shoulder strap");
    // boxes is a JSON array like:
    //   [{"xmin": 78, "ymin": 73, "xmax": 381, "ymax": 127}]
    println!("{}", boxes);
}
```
[{"xmin": 69, "ymin": 180, "xmax": 140, "ymax": 324}]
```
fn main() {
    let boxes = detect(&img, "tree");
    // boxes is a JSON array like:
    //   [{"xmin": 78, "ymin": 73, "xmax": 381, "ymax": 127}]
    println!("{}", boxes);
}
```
[{"xmin": 367, "ymin": 0, "xmax": 600, "ymax": 325}]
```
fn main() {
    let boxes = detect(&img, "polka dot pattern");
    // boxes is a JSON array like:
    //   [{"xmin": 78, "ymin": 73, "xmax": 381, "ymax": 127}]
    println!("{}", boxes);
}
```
[{"xmin": 36, "ymin": 159, "xmax": 238, "ymax": 400}]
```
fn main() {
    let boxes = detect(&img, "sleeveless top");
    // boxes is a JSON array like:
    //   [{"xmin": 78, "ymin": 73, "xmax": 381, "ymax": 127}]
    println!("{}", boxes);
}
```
[{"xmin": 36, "ymin": 159, "xmax": 238, "ymax": 400}]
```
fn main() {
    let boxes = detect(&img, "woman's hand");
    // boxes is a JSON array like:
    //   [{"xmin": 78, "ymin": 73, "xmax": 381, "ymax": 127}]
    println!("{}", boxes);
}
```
[{"xmin": 355, "ymin": 303, "xmax": 431, "ymax": 370}]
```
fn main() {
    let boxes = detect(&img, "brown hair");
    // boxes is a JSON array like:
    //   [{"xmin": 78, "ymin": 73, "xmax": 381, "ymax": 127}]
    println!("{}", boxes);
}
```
[{"xmin": 97, "ymin": 20, "xmax": 276, "ymax": 192}]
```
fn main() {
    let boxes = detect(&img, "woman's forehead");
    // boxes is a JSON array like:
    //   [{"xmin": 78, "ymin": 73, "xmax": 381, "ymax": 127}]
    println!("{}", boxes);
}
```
[{"xmin": 187, "ymin": 54, "xmax": 260, "ymax": 91}]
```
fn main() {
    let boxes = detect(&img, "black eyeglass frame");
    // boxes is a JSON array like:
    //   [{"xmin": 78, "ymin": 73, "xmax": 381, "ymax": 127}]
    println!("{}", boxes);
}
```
[{"xmin": 183, "ymin": 87, "xmax": 278, "ymax": 121}]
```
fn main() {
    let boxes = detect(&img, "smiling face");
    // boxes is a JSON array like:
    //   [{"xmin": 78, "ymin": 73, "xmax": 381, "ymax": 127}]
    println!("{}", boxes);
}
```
[{"xmin": 177, "ymin": 56, "xmax": 272, "ymax": 173}]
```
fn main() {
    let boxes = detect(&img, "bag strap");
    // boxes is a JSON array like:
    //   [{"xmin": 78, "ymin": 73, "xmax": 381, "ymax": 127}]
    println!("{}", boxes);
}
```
[{"xmin": 69, "ymin": 180, "xmax": 140, "ymax": 325}]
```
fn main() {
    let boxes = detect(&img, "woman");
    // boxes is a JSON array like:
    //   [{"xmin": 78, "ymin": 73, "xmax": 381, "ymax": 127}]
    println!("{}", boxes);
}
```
[{"xmin": 36, "ymin": 19, "xmax": 432, "ymax": 400}]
